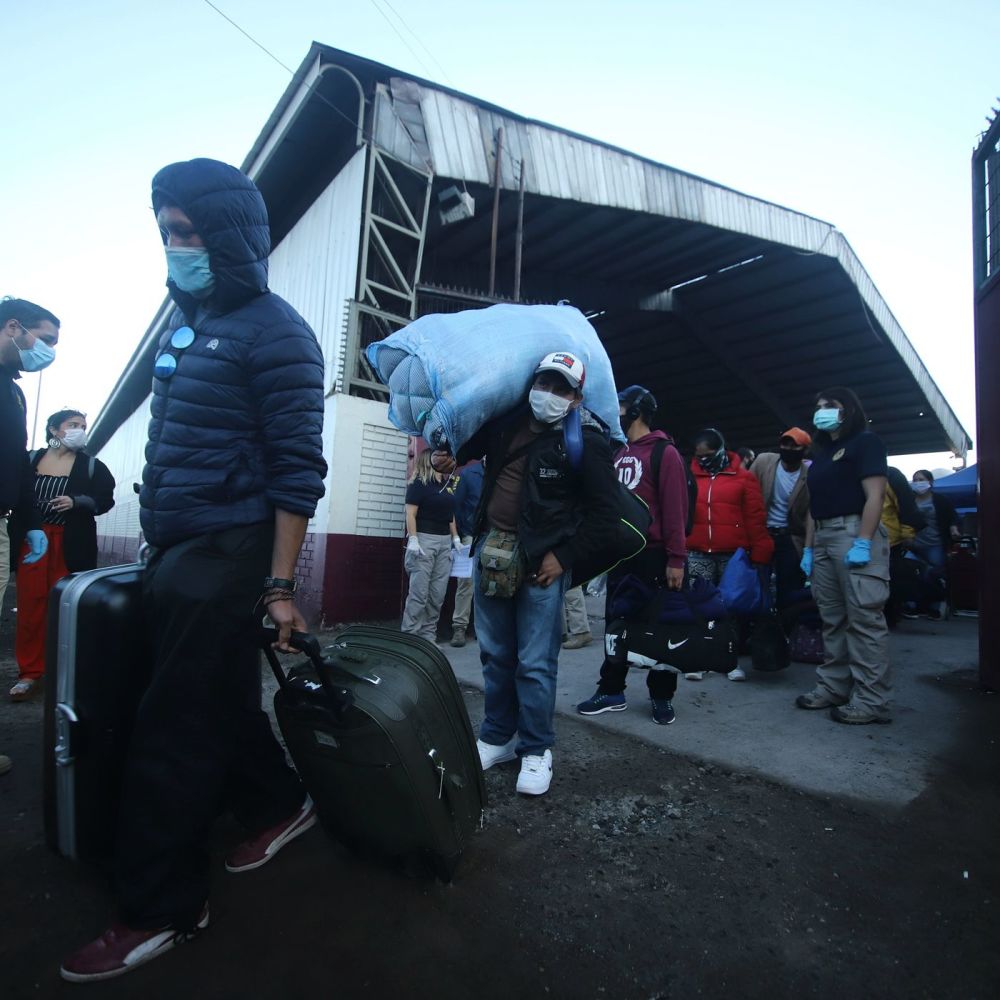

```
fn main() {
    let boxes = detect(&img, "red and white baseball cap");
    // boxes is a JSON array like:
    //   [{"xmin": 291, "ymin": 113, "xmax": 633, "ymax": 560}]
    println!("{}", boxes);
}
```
[{"xmin": 534, "ymin": 351, "xmax": 586, "ymax": 390}]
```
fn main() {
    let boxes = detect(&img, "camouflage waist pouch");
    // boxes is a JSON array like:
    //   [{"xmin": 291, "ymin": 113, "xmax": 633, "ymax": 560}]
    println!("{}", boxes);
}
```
[{"xmin": 478, "ymin": 528, "xmax": 527, "ymax": 599}]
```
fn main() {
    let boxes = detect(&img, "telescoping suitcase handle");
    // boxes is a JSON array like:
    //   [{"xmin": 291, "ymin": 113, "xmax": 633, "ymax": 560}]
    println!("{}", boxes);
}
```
[{"xmin": 259, "ymin": 628, "xmax": 353, "ymax": 713}]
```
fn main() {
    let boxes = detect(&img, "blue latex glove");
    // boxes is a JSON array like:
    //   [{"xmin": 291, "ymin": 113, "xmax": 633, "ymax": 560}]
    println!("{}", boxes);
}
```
[
  {"xmin": 844, "ymin": 538, "xmax": 872, "ymax": 567},
  {"xmin": 799, "ymin": 546, "xmax": 813, "ymax": 578},
  {"xmin": 23, "ymin": 529, "xmax": 48, "ymax": 565}
]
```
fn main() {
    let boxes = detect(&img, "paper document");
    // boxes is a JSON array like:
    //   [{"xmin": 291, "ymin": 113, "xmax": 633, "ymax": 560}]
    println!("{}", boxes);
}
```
[{"xmin": 450, "ymin": 546, "xmax": 473, "ymax": 579}]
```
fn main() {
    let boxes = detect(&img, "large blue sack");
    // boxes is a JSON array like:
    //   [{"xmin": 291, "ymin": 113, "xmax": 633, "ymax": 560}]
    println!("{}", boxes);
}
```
[{"xmin": 365, "ymin": 303, "xmax": 625, "ymax": 452}]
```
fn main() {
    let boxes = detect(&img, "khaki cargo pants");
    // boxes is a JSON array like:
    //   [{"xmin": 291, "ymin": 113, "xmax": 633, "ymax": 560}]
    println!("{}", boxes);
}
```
[{"xmin": 811, "ymin": 516, "xmax": 891, "ymax": 717}]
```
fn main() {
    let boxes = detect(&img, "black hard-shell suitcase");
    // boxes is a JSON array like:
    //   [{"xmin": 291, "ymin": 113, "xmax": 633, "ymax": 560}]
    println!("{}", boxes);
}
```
[
  {"xmin": 264, "ymin": 627, "xmax": 486, "ymax": 881},
  {"xmin": 43, "ymin": 563, "xmax": 151, "ymax": 863}
]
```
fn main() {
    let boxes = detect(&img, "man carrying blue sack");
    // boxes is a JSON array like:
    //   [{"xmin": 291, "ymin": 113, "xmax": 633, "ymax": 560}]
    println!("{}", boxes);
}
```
[
  {"xmin": 61, "ymin": 159, "xmax": 327, "ymax": 982},
  {"xmin": 442, "ymin": 352, "xmax": 619, "ymax": 797}
]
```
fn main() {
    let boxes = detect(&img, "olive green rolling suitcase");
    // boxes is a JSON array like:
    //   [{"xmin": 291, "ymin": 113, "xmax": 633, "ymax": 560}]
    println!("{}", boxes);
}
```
[{"xmin": 263, "ymin": 628, "xmax": 486, "ymax": 881}]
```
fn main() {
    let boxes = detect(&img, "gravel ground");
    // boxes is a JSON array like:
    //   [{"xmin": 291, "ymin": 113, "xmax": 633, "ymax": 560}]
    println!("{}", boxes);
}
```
[{"xmin": 1, "ymin": 604, "xmax": 998, "ymax": 999}]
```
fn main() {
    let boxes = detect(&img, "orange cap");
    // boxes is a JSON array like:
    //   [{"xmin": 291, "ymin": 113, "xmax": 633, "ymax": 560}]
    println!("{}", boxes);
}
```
[{"xmin": 780, "ymin": 427, "xmax": 812, "ymax": 447}]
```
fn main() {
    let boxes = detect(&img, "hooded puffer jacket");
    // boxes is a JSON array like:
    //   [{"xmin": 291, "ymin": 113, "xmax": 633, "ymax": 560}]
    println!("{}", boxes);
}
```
[
  {"xmin": 688, "ymin": 452, "xmax": 774, "ymax": 563},
  {"xmin": 140, "ymin": 159, "xmax": 327, "ymax": 547}
]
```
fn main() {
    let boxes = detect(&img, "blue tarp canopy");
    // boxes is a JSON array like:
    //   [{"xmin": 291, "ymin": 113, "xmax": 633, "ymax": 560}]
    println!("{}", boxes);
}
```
[{"xmin": 933, "ymin": 464, "xmax": 978, "ymax": 508}]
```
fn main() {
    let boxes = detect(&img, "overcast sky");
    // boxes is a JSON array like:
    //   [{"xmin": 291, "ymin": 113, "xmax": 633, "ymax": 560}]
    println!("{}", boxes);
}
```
[{"xmin": 2, "ymin": 0, "xmax": 995, "ymax": 476}]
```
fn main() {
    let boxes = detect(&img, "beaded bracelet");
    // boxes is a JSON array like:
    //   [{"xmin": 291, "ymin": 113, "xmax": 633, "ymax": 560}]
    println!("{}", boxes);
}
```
[{"xmin": 261, "ymin": 588, "xmax": 295, "ymax": 608}]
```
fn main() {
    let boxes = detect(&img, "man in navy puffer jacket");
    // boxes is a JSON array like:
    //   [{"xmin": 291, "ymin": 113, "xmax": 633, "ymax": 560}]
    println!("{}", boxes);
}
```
[{"xmin": 62, "ymin": 160, "xmax": 327, "ymax": 983}]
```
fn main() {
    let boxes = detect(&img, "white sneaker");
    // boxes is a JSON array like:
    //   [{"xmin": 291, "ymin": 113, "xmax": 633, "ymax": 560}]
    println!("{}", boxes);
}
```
[
  {"xmin": 727, "ymin": 667, "xmax": 747, "ymax": 682},
  {"xmin": 683, "ymin": 671, "xmax": 705, "ymax": 681},
  {"xmin": 477, "ymin": 736, "xmax": 517, "ymax": 770},
  {"xmin": 516, "ymin": 750, "xmax": 553, "ymax": 796}
]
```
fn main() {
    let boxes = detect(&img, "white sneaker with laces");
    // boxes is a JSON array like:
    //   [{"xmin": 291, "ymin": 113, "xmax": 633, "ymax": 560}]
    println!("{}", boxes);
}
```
[
  {"xmin": 516, "ymin": 750, "xmax": 553, "ymax": 795},
  {"xmin": 727, "ymin": 667, "xmax": 747, "ymax": 682},
  {"xmin": 477, "ymin": 736, "xmax": 517, "ymax": 770}
]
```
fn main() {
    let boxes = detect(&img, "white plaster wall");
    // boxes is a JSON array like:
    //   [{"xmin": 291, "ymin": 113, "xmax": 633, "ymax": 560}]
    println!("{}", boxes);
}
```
[
  {"xmin": 319, "ymin": 393, "xmax": 408, "ymax": 537},
  {"xmin": 267, "ymin": 146, "xmax": 366, "ymax": 393},
  {"xmin": 92, "ymin": 401, "xmax": 151, "ymax": 549}
]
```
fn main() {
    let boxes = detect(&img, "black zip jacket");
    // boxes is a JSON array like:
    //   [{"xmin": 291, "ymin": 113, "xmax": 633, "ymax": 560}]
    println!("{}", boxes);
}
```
[
  {"xmin": 458, "ymin": 404, "xmax": 619, "ymax": 576},
  {"xmin": 1, "ymin": 367, "xmax": 40, "ymax": 530},
  {"xmin": 9, "ymin": 450, "xmax": 116, "ymax": 572}
]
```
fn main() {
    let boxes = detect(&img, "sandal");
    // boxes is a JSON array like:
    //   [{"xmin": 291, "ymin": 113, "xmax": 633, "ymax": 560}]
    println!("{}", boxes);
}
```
[{"xmin": 9, "ymin": 679, "xmax": 37, "ymax": 702}]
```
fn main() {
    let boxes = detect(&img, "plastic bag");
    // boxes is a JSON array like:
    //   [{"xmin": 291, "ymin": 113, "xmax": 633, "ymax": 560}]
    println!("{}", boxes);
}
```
[{"xmin": 718, "ymin": 548, "xmax": 767, "ymax": 616}]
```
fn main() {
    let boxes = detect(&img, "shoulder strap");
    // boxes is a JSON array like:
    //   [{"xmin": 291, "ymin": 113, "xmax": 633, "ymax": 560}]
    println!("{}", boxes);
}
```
[
  {"xmin": 651, "ymin": 438, "xmax": 668, "ymax": 485},
  {"xmin": 563, "ymin": 407, "xmax": 584, "ymax": 472},
  {"xmin": 88, "ymin": 455, "xmax": 96, "ymax": 479}
]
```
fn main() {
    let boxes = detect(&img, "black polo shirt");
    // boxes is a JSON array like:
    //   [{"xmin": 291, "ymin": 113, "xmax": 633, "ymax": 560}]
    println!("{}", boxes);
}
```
[
  {"xmin": 405, "ymin": 477, "xmax": 457, "ymax": 535},
  {"xmin": 807, "ymin": 430, "xmax": 887, "ymax": 520}
]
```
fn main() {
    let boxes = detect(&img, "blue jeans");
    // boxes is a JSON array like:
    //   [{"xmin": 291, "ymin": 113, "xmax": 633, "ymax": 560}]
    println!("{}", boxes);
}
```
[{"xmin": 473, "ymin": 561, "xmax": 568, "ymax": 757}]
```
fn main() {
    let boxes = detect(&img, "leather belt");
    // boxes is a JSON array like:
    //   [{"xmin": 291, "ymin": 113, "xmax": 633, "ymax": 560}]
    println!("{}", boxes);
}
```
[{"xmin": 814, "ymin": 514, "xmax": 861, "ymax": 529}]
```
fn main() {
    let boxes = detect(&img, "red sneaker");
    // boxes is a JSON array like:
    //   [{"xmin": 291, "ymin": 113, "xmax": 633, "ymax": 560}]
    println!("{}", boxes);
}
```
[
  {"xmin": 225, "ymin": 796, "xmax": 317, "ymax": 873},
  {"xmin": 60, "ymin": 905, "xmax": 209, "ymax": 983}
]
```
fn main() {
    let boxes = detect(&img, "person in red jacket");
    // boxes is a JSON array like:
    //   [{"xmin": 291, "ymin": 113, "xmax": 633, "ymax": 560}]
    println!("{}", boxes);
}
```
[
  {"xmin": 687, "ymin": 428, "xmax": 774, "ymax": 681},
  {"xmin": 577, "ymin": 386, "xmax": 689, "ymax": 724}
]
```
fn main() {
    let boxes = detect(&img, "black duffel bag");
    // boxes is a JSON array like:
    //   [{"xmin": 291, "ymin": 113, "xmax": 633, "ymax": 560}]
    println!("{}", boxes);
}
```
[
  {"xmin": 605, "ymin": 616, "xmax": 737, "ymax": 674},
  {"xmin": 604, "ymin": 582, "xmax": 737, "ymax": 675}
]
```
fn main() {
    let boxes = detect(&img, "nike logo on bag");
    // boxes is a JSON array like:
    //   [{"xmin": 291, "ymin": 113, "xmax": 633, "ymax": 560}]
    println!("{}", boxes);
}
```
[{"xmin": 667, "ymin": 639, "xmax": 689, "ymax": 650}]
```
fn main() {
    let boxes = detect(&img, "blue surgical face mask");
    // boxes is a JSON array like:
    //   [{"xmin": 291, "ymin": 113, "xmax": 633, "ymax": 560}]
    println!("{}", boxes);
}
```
[
  {"xmin": 813, "ymin": 408, "xmax": 842, "ymax": 432},
  {"xmin": 14, "ymin": 324, "xmax": 56, "ymax": 372},
  {"xmin": 165, "ymin": 246, "xmax": 216, "ymax": 299}
]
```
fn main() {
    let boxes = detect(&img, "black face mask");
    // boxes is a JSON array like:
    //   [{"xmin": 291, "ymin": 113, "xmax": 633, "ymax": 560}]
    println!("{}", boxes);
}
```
[
  {"xmin": 620, "ymin": 417, "xmax": 633, "ymax": 438},
  {"xmin": 779, "ymin": 448, "xmax": 804, "ymax": 469},
  {"xmin": 697, "ymin": 450, "xmax": 729, "ymax": 475}
]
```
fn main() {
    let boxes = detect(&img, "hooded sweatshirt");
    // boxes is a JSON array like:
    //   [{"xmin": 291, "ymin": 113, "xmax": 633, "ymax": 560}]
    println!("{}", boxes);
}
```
[
  {"xmin": 613, "ymin": 430, "xmax": 688, "ymax": 569},
  {"xmin": 140, "ymin": 159, "xmax": 327, "ymax": 547}
]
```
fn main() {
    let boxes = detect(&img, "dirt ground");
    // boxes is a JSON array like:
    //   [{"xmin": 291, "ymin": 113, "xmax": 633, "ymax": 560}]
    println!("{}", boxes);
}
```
[{"xmin": 1, "ymin": 605, "xmax": 999, "ymax": 999}]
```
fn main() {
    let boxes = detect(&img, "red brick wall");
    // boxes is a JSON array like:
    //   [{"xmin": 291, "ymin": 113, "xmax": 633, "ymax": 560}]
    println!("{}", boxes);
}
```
[{"xmin": 321, "ymin": 533, "xmax": 404, "ymax": 626}]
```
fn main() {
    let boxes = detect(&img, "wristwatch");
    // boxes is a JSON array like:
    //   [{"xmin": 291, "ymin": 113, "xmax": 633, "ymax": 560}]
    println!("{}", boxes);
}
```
[{"xmin": 263, "ymin": 576, "xmax": 297, "ymax": 592}]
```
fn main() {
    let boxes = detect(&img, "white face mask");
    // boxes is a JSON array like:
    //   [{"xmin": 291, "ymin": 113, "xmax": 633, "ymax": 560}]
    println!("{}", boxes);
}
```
[
  {"xmin": 62, "ymin": 428, "xmax": 88, "ymax": 451},
  {"xmin": 529, "ymin": 388, "xmax": 572, "ymax": 424},
  {"xmin": 911, "ymin": 480, "xmax": 932, "ymax": 495}
]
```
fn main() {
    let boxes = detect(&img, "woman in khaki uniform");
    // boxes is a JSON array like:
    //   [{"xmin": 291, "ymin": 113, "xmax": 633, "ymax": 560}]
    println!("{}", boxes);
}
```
[
  {"xmin": 402, "ymin": 450, "xmax": 461, "ymax": 641},
  {"xmin": 795, "ymin": 387, "xmax": 891, "ymax": 725}
]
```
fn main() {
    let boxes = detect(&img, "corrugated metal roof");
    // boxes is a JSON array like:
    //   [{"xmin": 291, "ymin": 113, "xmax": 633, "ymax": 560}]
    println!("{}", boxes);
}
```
[
  {"xmin": 90, "ymin": 43, "xmax": 971, "ymax": 459},
  {"xmin": 365, "ymin": 65, "xmax": 968, "ymax": 455},
  {"xmin": 382, "ymin": 79, "xmax": 835, "ymax": 252}
]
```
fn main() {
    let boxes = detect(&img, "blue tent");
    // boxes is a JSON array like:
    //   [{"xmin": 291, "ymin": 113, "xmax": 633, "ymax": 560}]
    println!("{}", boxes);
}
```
[{"xmin": 932, "ymin": 464, "xmax": 978, "ymax": 509}]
